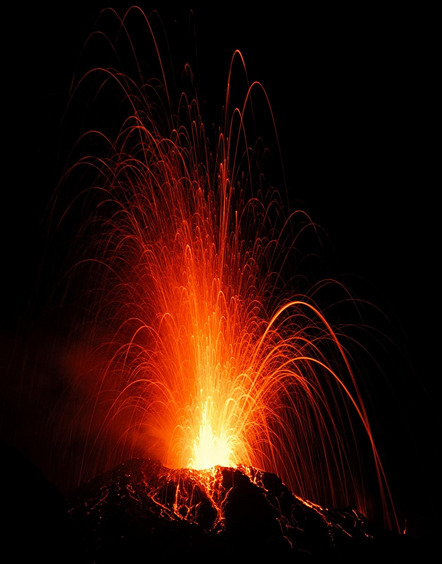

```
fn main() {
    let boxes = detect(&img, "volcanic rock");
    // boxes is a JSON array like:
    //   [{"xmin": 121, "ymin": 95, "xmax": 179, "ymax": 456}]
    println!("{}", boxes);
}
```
[{"xmin": 66, "ymin": 458, "xmax": 429, "ymax": 562}]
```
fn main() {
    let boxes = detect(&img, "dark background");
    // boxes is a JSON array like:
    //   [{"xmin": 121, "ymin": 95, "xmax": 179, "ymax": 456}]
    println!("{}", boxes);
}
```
[{"xmin": 2, "ymin": 1, "xmax": 439, "ymax": 540}]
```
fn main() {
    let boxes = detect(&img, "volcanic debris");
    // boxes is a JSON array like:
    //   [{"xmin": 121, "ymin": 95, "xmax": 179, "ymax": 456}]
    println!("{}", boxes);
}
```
[{"xmin": 66, "ymin": 458, "xmax": 425, "ymax": 562}]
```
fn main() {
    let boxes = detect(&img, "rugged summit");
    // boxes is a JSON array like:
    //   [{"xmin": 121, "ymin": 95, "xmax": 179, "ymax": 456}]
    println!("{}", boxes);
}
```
[{"xmin": 66, "ymin": 458, "xmax": 424, "ymax": 562}]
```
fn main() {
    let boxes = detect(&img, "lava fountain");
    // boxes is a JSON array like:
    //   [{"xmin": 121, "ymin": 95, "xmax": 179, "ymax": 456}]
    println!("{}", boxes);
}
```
[{"xmin": 49, "ymin": 7, "xmax": 397, "ymax": 531}]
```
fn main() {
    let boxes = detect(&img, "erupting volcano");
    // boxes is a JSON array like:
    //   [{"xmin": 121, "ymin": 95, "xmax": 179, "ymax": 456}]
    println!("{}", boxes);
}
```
[
  {"xmin": 47, "ymin": 5, "xmax": 398, "ymax": 526},
  {"xmin": 8, "ymin": 5, "xmax": 440, "ymax": 561}
]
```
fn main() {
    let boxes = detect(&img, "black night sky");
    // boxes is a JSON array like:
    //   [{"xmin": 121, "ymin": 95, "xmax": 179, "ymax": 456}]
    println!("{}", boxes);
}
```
[{"xmin": 2, "ymin": 1, "xmax": 440, "ymax": 543}]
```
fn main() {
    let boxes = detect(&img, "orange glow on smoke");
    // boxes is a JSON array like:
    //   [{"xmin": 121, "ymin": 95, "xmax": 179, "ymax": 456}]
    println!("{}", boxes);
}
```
[{"xmin": 56, "ymin": 7, "xmax": 398, "ymax": 530}]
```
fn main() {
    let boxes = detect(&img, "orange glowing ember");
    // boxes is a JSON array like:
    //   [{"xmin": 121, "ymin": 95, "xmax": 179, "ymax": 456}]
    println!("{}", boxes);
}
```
[{"xmin": 55, "ymin": 7, "xmax": 397, "ymax": 530}]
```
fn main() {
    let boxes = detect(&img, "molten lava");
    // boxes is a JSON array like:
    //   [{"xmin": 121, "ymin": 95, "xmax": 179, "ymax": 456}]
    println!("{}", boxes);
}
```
[
  {"xmin": 52, "ymin": 7, "xmax": 398, "ymax": 530},
  {"xmin": 190, "ymin": 399, "xmax": 235, "ymax": 469}
]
